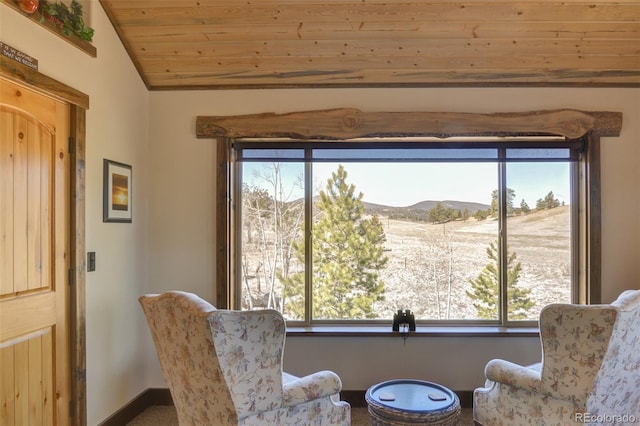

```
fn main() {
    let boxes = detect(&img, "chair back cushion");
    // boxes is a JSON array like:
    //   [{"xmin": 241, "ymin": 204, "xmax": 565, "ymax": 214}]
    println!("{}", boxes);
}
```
[
  {"xmin": 139, "ymin": 291, "xmax": 238, "ymax": 425},
  {"xmin": 587, "ymin": 289, "xmax": 640, "ymax": 416},
  {"xmin": 539, "ymin": 304, "xmax": 617, "ymax": 405},
  {"xmin": 209, "ymin": 309, "xmax": 285, "ymax": 419}
]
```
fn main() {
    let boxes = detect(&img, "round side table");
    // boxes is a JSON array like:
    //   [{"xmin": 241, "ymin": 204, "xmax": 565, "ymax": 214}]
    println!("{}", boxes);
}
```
[{"xmin": 365, "ymin": 379, "xmax": 461, "ymax": 425}]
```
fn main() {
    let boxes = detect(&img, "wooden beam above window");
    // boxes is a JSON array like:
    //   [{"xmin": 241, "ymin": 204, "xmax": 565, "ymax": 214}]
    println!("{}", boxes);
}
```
[{"xmin": 196, "ymin": 108, "xmax": 622, "ymax": 140}]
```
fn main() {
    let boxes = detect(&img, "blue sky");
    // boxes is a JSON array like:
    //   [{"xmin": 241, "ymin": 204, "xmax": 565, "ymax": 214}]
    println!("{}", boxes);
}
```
[
  {"xmin": 316, "ymin": 162, "xmax": 569, "ymax": 207},
  {"xmin": 244, "ymin": 161, "xmax": 570, "ymax": 208}
]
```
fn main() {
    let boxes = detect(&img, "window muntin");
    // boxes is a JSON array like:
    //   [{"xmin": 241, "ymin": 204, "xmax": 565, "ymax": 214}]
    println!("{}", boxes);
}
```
[{"xmin": 236, "ymin": 142, "xmax": 577, "ymax": 326}]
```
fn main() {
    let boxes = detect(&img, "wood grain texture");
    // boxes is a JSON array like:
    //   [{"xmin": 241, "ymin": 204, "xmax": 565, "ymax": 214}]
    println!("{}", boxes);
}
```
[
  {"xmin": 586, "ymin": 133, "xmax": 602, "ymax": 304},
  {"xmin": 216, "ymin": 137, "xmax": 231, "ymax": 309},
  {"xmin": 13, "ymin": 114, "xmax": 29, "ymax": 293},
  {"xmin": 97, "ymin": 0, "xmax": 640, "ymax": 88},
  {"xmin": 196, "ymin": 108, "xmax": 622, "ymax": 140},
  {"xmin": 0, "ymin": 74, "xmax": 77, "ymax": 426},
  {"xmin": 0, "ymin": 109, "xmax": 14, "ymax": 296},
  {"xmin": 69, "ymin": 106, "xmax": 87, "ymax": 426},
  {"xmin": 0, "ymin": 331, "xmax": 55, "ymax": 426},
  {"xmin": 0, "ymin": 293, "xmax": 56, "ymax": 343},
  {"xmin": 0, "ymin": 58, "xmax": 90, "ymax": 110}
]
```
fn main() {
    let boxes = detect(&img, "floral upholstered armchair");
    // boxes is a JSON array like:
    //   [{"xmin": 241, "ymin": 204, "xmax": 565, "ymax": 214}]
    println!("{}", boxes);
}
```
[
  {"xmin": 473, "ymin": 289, "xmax": 640, "ymax": 426},
  {"xmin": 139, "ymin": 291, "xmax": 351, "ymax": 425}
]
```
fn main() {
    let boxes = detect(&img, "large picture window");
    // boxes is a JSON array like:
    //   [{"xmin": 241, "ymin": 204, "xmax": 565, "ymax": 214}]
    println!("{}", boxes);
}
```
[{"xmin": 234, "ymin": 139, "xmax": 579, "ymax": 326}]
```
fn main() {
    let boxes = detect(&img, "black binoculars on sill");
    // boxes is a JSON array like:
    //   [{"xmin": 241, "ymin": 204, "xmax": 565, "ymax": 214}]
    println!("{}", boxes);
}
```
[{"xmin": 392, "ymin": 309, "xmax": 416, "ymax": 332}]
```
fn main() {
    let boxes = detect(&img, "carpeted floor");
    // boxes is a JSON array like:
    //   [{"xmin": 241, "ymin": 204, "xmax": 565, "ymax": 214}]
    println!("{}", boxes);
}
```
[{"xmin": 126, "ymin": 405, "xmax": 474, "ymax": 425}]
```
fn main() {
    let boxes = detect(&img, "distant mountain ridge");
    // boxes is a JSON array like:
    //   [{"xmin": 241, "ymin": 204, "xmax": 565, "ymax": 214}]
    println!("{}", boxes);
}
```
[{"xmin": 363, "ymin": 200, "xmax": 490, "ymax": 215}]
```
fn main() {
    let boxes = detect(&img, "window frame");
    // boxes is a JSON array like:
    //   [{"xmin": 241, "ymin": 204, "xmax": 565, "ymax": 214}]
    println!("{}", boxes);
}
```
[
  {"xmin": 196, "ymin": 108, "xmax": 623, "ymax": 333},
  {"xmin": 234, "ymin": 140, "xmax": 578, "ymax": 327}
]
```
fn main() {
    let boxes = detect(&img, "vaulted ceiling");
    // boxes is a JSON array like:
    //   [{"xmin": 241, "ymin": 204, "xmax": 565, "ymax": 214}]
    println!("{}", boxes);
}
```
[{"xmin": 99, "ymin": 1, "xmax": 640, "ymax": 90}]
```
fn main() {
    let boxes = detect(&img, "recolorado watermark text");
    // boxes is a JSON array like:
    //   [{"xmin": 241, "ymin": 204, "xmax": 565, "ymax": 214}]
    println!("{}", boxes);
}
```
[{"xmin": 575, "ymin": 413, "xmax": 637, "ymax": 423}]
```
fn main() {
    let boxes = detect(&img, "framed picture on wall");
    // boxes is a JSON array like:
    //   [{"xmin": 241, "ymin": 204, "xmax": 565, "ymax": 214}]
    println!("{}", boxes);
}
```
[{"xmin": 103, "ymin": 159, "xmax": 132, "ymax": 223}]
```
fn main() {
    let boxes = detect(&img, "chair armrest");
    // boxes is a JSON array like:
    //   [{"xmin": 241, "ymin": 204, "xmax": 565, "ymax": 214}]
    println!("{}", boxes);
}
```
[
  {"xmin": 485, "ymin": 359, "xmax": 542, "ymax": 393},
  {"xmin": 282, "ymin": 370, "xmax": 342, "ymax": 407}
]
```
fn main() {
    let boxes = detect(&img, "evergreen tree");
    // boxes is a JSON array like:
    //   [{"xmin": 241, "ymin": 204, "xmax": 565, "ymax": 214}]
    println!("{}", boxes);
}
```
[
  {"xmin": 536, "ymin": 190, "xmax": 561, "ymax": 210},
  {"xmin": 519, "ymin": 199, "xmax": 530, "ymax": 214},
  {"xmin": 489, "ymin": 188, "xmax": 516, "ymax": 217},
  {"xmin": 466, "ymin": 240, "xmax": 534, "ymax": 320},
  {"xmin": 428, "ymin": 202, "xmax": 460, "ymax": 223},
  {"xmin": 283, "ymin": 165, "xmax": 388, "ymax": 319},
  {"xmin": 474, "ymin": 210, "xmax": 489, "ymax": 221},
  {"xmin": 428, "ymin": 202, "xmax": 447, "ymax": 223},
  {"xmin": 447, "ymin": 207, "xmax": 459, "ymax": 221}
]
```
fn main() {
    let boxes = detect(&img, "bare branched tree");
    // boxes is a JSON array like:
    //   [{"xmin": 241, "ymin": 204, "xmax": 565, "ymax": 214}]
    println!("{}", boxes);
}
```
[{"xmin": 241, "ymin": 163, "xmax": 303, "ymax": 312}]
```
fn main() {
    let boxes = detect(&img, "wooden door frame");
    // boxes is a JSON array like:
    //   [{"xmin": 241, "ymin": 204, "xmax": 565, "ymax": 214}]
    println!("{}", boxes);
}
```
[{"xmin": 1, "ymin": 57, "xmax": 88, "ymax": 426}]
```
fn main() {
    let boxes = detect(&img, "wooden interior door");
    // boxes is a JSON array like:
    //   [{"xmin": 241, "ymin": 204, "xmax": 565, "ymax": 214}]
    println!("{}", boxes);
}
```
[{"xmin": 0, "ymin": 78, "xmax": 71, "ymax": 425}]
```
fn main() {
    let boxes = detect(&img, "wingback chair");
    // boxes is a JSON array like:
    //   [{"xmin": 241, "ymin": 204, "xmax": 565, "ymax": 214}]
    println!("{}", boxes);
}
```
[
  {"xmin": 473, "ymin": 289, "xmax": 640, "ymax": 425},
  {"xmin": 139, "ymin": 291, "xmax": 351, "ymax": 425}
]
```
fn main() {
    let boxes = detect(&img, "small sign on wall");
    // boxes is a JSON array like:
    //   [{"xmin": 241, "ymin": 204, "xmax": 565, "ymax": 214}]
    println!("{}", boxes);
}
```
[{"xmin": 0, "ymin": 42, "xmax": 38, "ymax": 70}]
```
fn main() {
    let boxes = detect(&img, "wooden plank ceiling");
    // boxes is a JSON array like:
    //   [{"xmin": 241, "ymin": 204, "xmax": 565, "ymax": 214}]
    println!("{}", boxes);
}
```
[{"xmin": 99, "ymin": 1, "xmax": 640, "ymax": 89}]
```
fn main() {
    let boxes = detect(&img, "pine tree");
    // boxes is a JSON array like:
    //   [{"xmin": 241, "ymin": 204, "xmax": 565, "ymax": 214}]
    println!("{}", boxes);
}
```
[
  {"xmin": 466, "ymin": 240, "xmax": 534, "ymax": 320},
  {"xmin": 428, "ymin": 202, "xmax": 446, "ymax": 223},
  {"xmin": 544, "ymin": 191, "xmax": 560, "ymax": 209},
  {"xmin": 474, "ymin": 210, "xmax": 489, "ymax": 221},
  {"xmin": 519, "ymin": 199, "xmax": 530, "ymax": 214},
  {"xmin": 489, "ymin": 188, "xmax": 516, "ymax": 217},
  {"xmin": 283, "ymin": 165, "xmax": 388, "ymax": 319},
  {"xmin": 536, "ymin": 190, "xmax": 560, "ymax": 210}
]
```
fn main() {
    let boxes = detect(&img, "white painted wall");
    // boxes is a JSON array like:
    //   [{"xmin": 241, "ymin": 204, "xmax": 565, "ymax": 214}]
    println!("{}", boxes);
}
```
[
  {"xmin": 3, "ymin": 2, "xmax": 639, "ymax": 424},
  {"xmin": 147, "ymin": 87, "xmax": 640, "ymax": 393}
]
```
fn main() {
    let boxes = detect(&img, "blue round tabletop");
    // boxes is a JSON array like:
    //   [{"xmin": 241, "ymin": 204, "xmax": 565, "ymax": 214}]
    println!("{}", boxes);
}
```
[{"xmin": 365, "ymin": 379, "xmax": 458, "ymax": 414}]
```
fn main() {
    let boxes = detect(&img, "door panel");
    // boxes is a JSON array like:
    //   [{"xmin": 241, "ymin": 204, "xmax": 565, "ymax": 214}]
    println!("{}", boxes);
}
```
[
  {"xmin": 0, "ymin": 78, "xmax": 70, "ymax": 425},
  {"xmin": 0, "ymin": 329, "xmax": 54, "ymax": 426}
]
